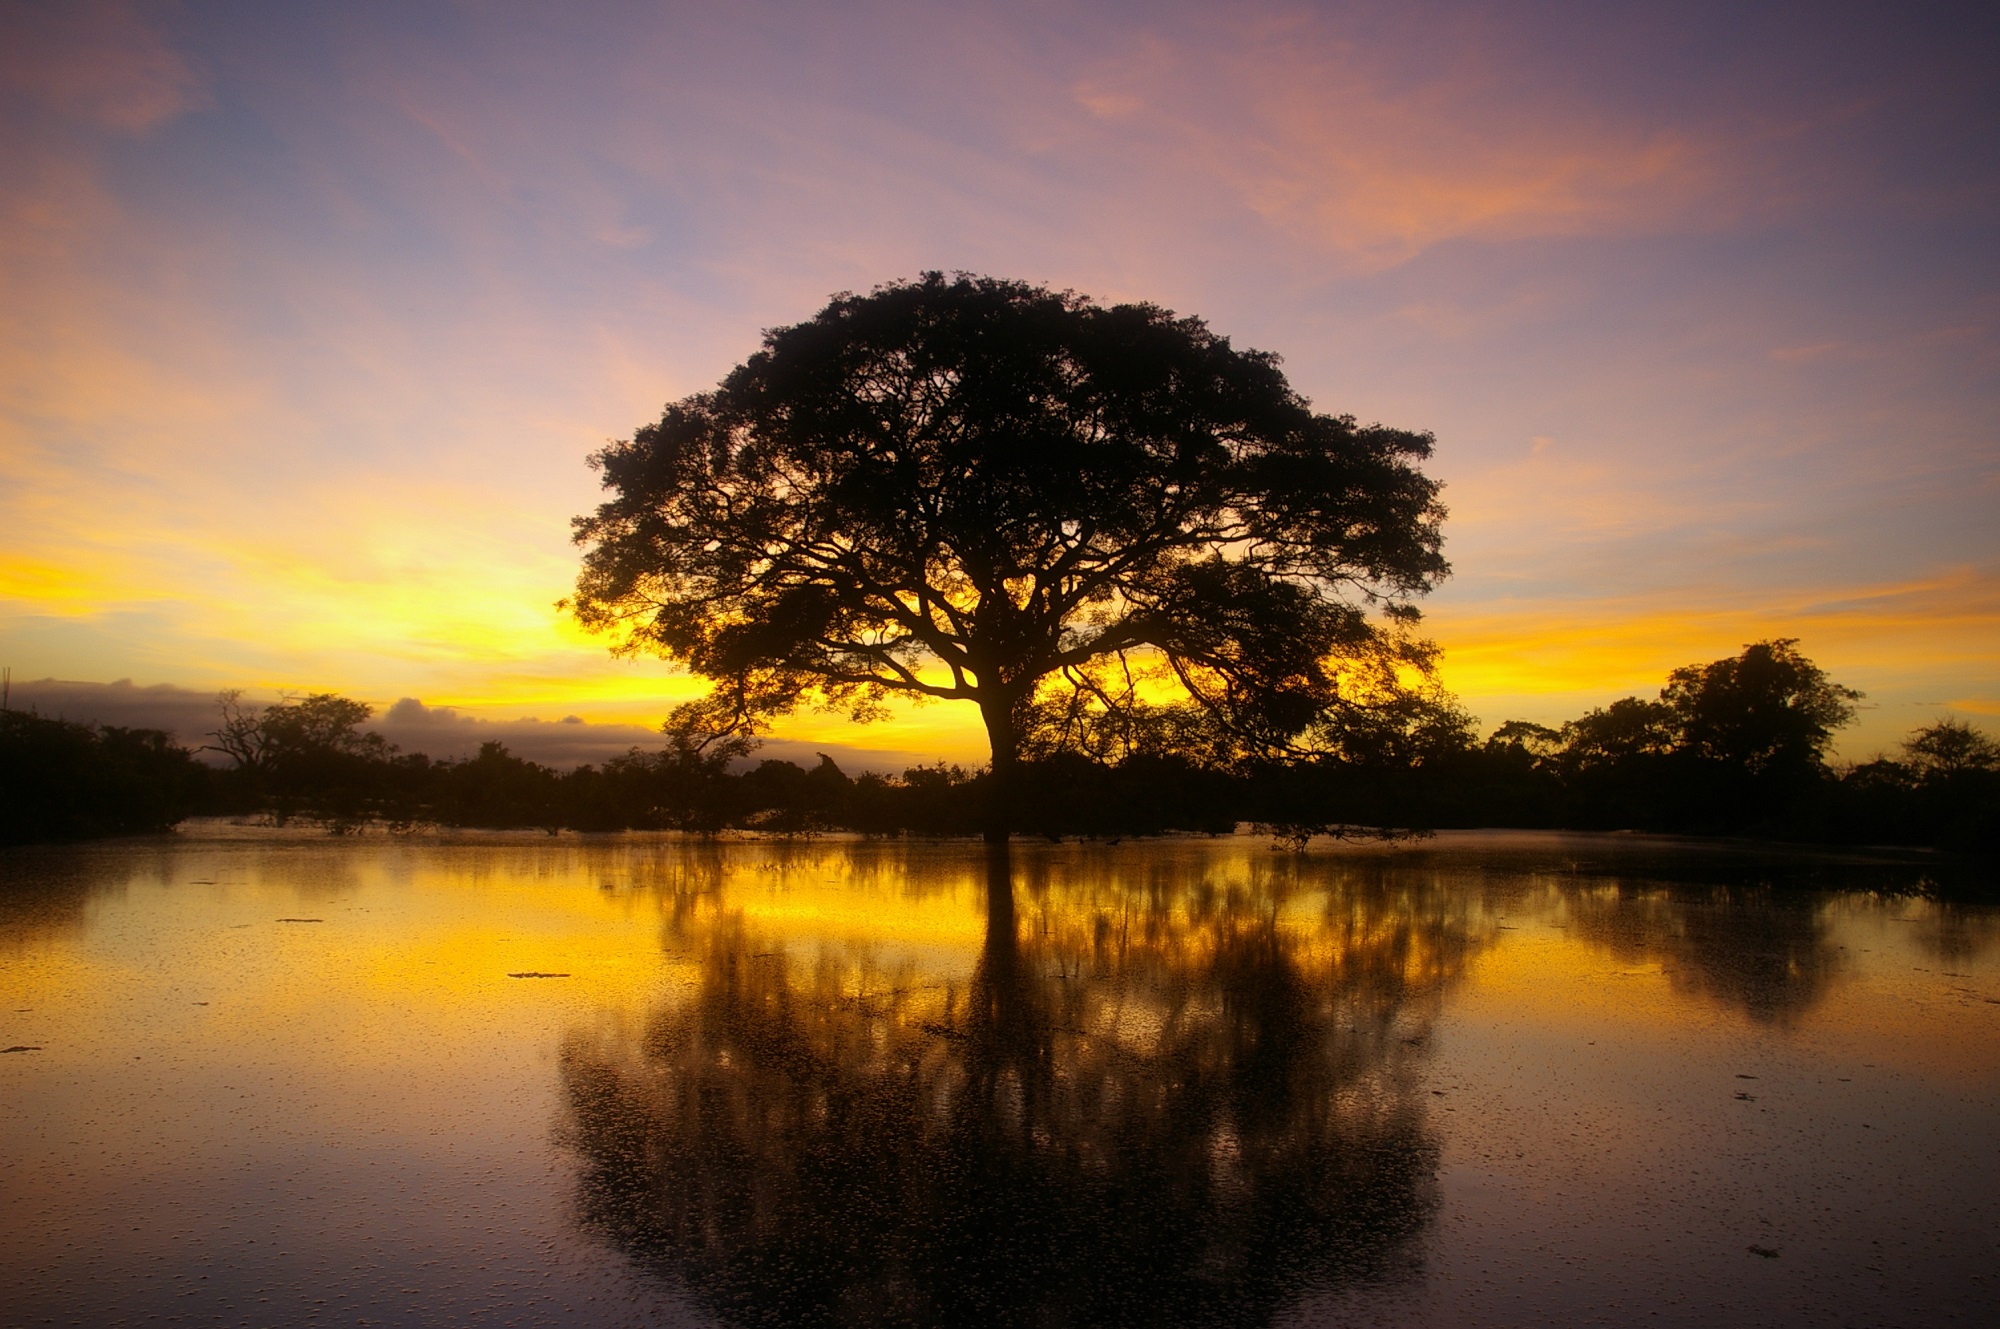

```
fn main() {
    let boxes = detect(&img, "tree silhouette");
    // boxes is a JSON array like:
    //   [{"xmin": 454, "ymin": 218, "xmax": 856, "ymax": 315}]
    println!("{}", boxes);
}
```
[
  {"xmin": 1659, "ymin": 638, "xmax": 1860, "ymax": 780},
  {"xmin": 1894, "ymin": 719, "xmax": 2000, "ymax": 851},
  {"xmin": 204, "ymin": 690, "xmax": 393, "ymax": 825},
  {"xmin": 568, "ymin": 273, "xmax": 1448, "ymax": 838},
  {"xmin": 1902, "ymin": 719, "xmax": 2000, "ymax": 779},
  {"xmin": 205, "ymin": 690, "xmax": 387, "ymax": 778},
  {"xmin": 0, "ymin": 710, "xmax": 201, "ymax": 845}
]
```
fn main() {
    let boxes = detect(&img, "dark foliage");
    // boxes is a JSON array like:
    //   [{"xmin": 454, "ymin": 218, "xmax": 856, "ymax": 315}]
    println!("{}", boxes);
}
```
[
  {"xmin": 1447, "ymin": 640, "xmax": 1991, "ymax": 852},
  {"xmin": 568, "ymin": 272, "xmax": 1449, "ymax": 839},
  {"xmin": 1820, "ymin": 720, "xmax": 2000, "ymax": 853},
  {"xmin": 202, "ymin": 691, "xmax": 404, "ymax": 830},
  {"xmin": 6, "ymin": 642, "xmax": 1993, "ymax": 855},
  {"xmin": 1, "ymin": 710, "xmax": 205, "ymax": 845}
]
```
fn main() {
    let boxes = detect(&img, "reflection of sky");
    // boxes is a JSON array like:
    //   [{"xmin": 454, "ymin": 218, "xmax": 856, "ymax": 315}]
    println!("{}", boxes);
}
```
[
  {"xmin": 3, "ymin": 834, "xmax": 1996, "ymax": 1324},
  {"xmin": 1, "ymin": 1, "xmax": 1995, "ymax": 758}
]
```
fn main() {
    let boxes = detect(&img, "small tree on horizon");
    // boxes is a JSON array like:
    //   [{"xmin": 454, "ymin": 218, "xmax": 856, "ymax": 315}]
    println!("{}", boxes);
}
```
[
  {"xmin": 206, "ymin": 690, "xmax": 389, "ymax": 776},
  {"xmin": 1901, "ymin": 718, "xmax": 2000, "ymax": 780},
  {"xmin": 567, "ymin": 273, "xmax": 1449, "ymax": 840}
]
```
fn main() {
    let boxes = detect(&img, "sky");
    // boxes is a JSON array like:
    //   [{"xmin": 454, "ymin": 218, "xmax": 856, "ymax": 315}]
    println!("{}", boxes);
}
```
[{"xmin": 2, "ymin": 0, "xmax": 1996, "ymax": 765}]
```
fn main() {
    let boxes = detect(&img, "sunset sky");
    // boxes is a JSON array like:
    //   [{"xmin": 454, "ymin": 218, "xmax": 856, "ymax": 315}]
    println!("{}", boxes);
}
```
[{"xmin": 3, "ymin": 0, "xmax": 1996, "ymax": 764}]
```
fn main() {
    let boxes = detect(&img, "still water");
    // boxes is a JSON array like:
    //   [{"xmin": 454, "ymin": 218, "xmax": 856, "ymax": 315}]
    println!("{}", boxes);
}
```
[{"xmin": 2, "ymin": 827, "xmax": 1996, "ymax": 1327}]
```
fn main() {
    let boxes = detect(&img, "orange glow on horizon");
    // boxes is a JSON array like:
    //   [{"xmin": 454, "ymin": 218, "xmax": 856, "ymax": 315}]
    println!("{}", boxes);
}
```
[{"xmin": 2, "ymin": 4, "xmax": 1993, "ymax": 762}]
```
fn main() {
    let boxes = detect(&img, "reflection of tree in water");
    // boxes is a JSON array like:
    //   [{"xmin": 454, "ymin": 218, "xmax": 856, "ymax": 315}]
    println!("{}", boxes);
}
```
[
  {"xmin": 1559, "ymin": 882, "xmax": 1842, "ymax": 1024},
  {"xmin": 1899, "ymin": 901, "xmax": 2000, "ymax": 967},
  {"xmin": 0, "ymin": 843, "xmax": 175, "ymax": 952},
  {"xmin": 0, "ymin": 863, "xmax": 94, "ymax": 945},
  {"xmin": 560, "ymin": 849, "xmax": 1476, "ymax": 1328}
]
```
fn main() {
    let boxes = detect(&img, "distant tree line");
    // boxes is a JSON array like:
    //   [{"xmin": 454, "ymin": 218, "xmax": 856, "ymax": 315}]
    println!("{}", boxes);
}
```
[
  {"xmin": 3, "ymin": 640, "xmax": 1995, "ymax": 853},
  {"xmin": 0, "ymin": 708, "xmax": 204, "ymax": 844}
]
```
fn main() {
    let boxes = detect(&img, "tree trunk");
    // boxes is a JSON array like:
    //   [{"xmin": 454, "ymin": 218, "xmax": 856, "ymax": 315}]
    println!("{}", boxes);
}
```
[{"xmin": 979, "ymin": 695, "xmax": 1017, "ymax": 845}]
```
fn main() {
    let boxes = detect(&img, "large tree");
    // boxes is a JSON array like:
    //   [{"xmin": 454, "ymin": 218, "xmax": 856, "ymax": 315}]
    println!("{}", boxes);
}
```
[
  {"xmin": 569, "ymin": 273, "xmax": 1448, "ymax": 839},
  {"xmin": 1658, "ymin": 638, "xmax": 1860, "ymax": 781}
]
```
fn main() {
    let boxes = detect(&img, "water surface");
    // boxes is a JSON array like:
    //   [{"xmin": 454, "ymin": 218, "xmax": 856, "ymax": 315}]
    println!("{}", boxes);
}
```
[{"xmin": 2, "ymin": 828, "xmax": 1996, "ymax": 1326}]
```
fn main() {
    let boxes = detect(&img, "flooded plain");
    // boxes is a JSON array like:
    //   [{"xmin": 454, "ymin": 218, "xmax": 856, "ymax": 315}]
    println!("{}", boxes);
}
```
[{"xmin": 2, "ymin": 827, "xmax": 1996, "ymax": 1328}]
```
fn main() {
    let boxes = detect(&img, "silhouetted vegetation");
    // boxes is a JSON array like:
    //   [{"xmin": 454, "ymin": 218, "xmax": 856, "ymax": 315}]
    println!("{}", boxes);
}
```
[
  {"xmin": 0, "ymin": 710, "xmax": 205, "ymax": 845},
  {"xmin": 202, "ymin": 690, "xmax": 398, "ymax": 827},
  {"xmin": 1827, "ymin": 718, "xmax": 2000, "ymax": 854},
  {"xmin": 4, "ymin": 640, "xmax": 1995, "ymax": 857},
  {"xmin": 566, "ymin": 272, "xmax": 1450, "ymax": 841}
]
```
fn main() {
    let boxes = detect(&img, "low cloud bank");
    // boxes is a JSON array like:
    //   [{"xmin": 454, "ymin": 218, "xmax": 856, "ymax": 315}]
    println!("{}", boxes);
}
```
[
  {"xmin": 373, "ymin": 698, "xmax": 666, "ymax": 767},
  {"xmin": 4, "ymin": 679, "xmax": 924, "ymax": 774},
  {"xmin": 7, "ymin": 678, "xmax": 221, "ymax": 743}
]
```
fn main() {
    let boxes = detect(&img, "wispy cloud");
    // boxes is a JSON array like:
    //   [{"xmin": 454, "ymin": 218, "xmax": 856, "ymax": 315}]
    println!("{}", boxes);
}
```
[
  {"xmin": 0, "ymin": 0, "xmax": 207, "ymax": 133},
  {"xmin": 1068, "ymin": 17, "xmax": 1726, "ymax": 268},
  {"xmin": 1, "ymin": 1, "xmax": 1994, "ymax": 759}
]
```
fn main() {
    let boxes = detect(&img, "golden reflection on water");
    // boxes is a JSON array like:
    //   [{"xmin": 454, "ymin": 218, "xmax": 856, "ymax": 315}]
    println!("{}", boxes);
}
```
[
  {"xmin": 559, "ymin": 844, "xmax": 1478, "ymax": 1326},
  {"xmin": 1, "ymin": 830, "xmax": 1996, "ymax": 1327}
]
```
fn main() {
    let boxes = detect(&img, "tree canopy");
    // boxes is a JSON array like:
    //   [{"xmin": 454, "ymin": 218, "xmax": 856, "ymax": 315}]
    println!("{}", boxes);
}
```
[
  {"xmin": 1659, "ymin": 638, "xmax": 1860, "ymax": 779},
  {"xmin": 569, "ymin": 273, "xmax": 1448, "ymax": 836},
  {"xmin": 206, "ymin": 690, "xmax": 386, "ymax": 777}
]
